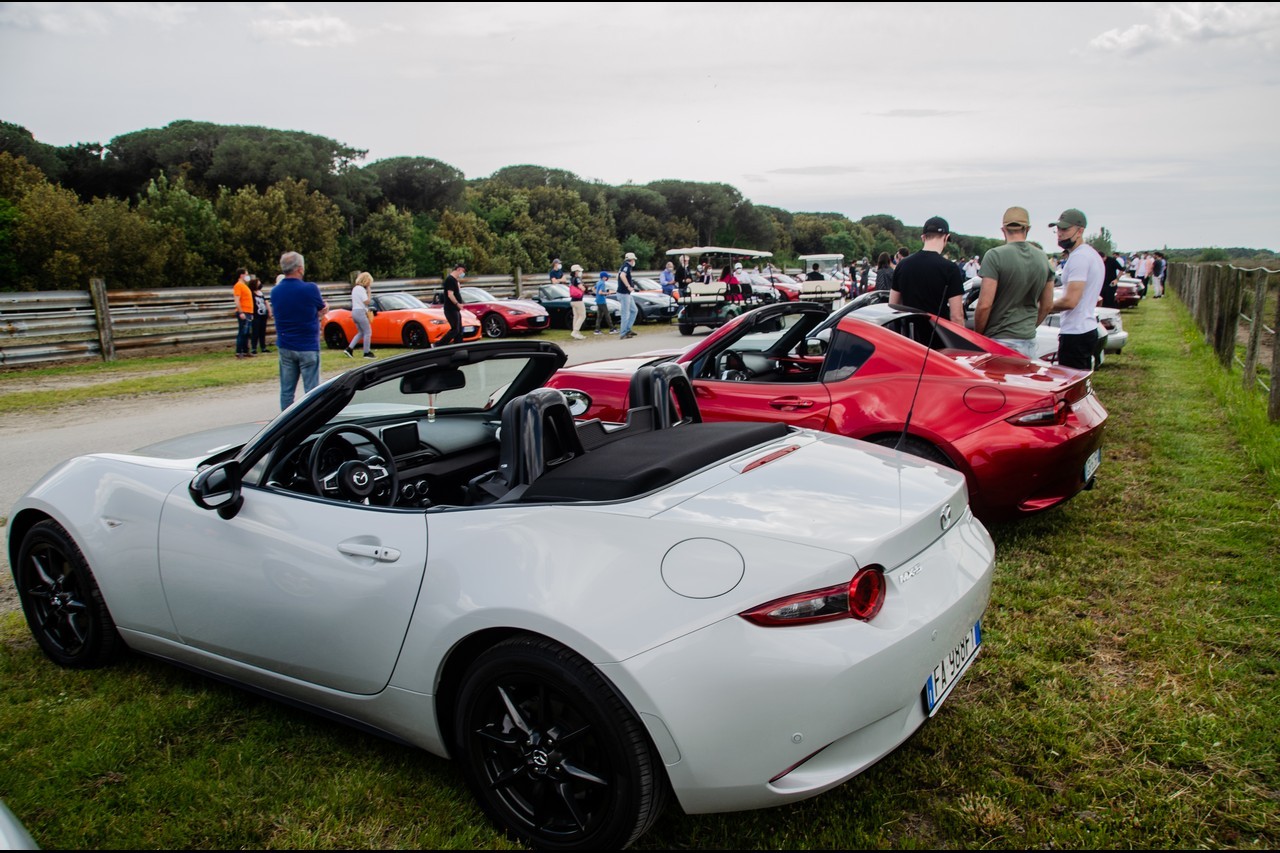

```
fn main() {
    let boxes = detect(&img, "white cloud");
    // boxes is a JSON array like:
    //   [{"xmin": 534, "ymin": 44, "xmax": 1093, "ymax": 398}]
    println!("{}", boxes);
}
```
[
  {"xmin": 0, "ymin": 2, "xmax": 193, "ymax": 33},
  {"xmin": 1089, "ymin": 2, "xmax": 1280, "ymax": 54},
  {"xmin": 248, "ymin": 14, "xmax": 356, "ymax": 48}
]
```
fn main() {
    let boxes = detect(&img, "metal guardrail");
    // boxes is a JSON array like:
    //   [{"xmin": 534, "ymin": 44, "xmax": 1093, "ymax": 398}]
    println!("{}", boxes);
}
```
[{"xmin": 0, "ymin": 271, "xmax": 673, "ymax": 368}]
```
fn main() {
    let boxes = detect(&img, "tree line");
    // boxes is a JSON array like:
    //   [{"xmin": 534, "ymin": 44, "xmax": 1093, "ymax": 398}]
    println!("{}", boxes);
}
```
[{"xmin": 2, "ymin": 119, "xmax": 1265, "ymax": 291}]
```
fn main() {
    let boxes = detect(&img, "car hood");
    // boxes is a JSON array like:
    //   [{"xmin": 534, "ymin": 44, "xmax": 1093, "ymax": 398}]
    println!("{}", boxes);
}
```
[
  {"xmin": 657, "ymin": 431, "xmax": 974, "ymax": 570},
  {"xmin": 133, "ymin": 422, "xmax": 269, "ymax": 459},
  {"xmin": 499, "ymin": 300, "xmax": 546, "ymax": 313},
  {"xmin": 558, "ymin": 353, "xmax": 683, "ymax": 377}
]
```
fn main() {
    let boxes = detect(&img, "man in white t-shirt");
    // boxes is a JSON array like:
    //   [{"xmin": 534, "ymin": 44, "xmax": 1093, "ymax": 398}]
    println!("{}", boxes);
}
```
[{"xmin": 1048, "ymin": 208, "xmax": 1104, "ymax": 371}]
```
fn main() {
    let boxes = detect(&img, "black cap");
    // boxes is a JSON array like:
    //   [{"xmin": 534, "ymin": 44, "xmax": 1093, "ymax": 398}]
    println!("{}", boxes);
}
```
[{"xmin": 922, "ymin": 216, "xmax": 950, "ymax": 235}]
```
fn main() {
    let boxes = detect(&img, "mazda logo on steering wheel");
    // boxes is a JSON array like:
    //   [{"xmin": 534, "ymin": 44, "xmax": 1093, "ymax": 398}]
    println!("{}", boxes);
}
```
[{"xmin": 353, "ymin": 470, "xmax": 369, "ymax": 487}]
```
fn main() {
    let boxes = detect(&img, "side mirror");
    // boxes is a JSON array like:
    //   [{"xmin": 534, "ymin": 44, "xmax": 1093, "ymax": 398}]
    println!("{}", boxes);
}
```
[
  {"xmin": 802, "ymin": 337, "xmax": 828, "ymax": 356},
  {"xmin": 560, "ymin": 388, "xmax": 593, "ymax": 417},
  {"xmin": 189, "ymin": 461, "xmax": 244, "ymax": 519}
]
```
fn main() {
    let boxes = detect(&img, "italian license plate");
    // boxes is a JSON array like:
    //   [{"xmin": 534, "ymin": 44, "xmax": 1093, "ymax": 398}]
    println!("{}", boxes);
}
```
[
  {"xmin": 923, "ymin": 620, "xmax": 982, "ymax": 716},
  {"xmin": 1083, "ymin": 448, "xmax": 1102, "ymax": 482}
]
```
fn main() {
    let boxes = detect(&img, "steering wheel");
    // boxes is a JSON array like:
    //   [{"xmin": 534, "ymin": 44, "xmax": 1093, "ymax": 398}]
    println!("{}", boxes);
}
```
[
  {"xmin": 308, "ymin": 424, "xmax": 399, "ymax": 506},
  {"xmin": 718, "ymin": 349, "xmax": 752, "ymax": 381}
]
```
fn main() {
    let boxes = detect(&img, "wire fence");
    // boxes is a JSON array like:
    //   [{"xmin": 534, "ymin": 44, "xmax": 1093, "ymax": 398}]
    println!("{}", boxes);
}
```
[{"xmin": 1166, "ymin": 262, "xmax": 1280, "ymax": 422}]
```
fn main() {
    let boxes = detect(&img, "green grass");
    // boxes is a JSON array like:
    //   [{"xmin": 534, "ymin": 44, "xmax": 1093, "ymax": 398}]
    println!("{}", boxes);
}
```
[{"xmin": 1, "ymin": 298, "xmax": 1277, "ymax": 849}]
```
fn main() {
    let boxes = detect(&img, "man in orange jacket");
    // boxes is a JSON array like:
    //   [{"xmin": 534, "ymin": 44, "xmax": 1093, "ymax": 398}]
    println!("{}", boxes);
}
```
[{"xmin": 232, "ymin": 268, "xmax": 255, "ymax": 358}]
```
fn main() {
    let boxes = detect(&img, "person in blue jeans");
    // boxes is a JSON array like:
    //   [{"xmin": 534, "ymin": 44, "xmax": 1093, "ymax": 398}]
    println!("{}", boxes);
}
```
[
  {"xmin": 617, "ymin": 251, "xmax": 639, "ymax": 339},
  {"xmin": 594, "ymin": 272, "xmax": 616, "ymax": 334},
  {"xmin": 270, "ymin": 251, "xmax": 327, "ymax": 410}
]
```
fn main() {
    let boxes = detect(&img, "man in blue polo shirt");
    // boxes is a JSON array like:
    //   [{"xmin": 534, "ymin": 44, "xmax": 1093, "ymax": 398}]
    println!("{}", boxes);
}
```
[{"xmin": 270, "ymin": 251, "xmax": 328, "ymax": 410}]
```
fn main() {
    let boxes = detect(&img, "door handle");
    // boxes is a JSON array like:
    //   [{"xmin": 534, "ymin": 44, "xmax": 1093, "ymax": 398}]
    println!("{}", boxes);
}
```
[
  {"xmin": 770, "ymin": 397, "xmax": 815, "ymax": 411},
  {"xmin": 337, "ymin": 543, "xmax": 402, "ymax": 562}
]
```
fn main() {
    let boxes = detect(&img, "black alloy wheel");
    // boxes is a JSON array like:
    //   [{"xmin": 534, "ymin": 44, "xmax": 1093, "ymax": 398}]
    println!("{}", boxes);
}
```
[
  {"xmin": 454, "ymin": 635, "xmax": 667, "ymax": 850},
  {"xmin": 324, "ymin": 323, "xmax": 349, "ymax": 350},
  {"xmin": 483, "ymin": 314, "xmax": 509, "ymax": 338},
  {"xmin": 403, "ymin": 322, "xmax": 428, "ymax": 349},
  {"xmin": 871, "ymin": 435, "xmax": 956, "ymax": 468},
  {"xmin": 16, "ymin": 519, "xmax": 121, "ymax": 668}
]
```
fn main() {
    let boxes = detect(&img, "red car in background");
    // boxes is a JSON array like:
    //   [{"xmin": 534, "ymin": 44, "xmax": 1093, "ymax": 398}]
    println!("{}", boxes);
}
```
[
  {"xmin": 546, "ymin": 300, "xmax": 1108, "ymax": 523},
  {"xmin": 1114, "ymin": 277, "xmax": 1143, "ymax": 309},
  {"xmin": 456, "ymin": 286, "xmax": 550, "ymax": 338}
]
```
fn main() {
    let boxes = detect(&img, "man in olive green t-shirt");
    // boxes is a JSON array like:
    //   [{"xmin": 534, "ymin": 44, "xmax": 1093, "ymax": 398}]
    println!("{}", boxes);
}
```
[{"xmin": 974, "ymin": 206, "xmax": 1057, "ymax": 359}]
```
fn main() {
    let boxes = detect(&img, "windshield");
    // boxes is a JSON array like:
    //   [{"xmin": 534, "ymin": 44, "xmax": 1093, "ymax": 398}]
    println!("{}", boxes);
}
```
[
  {"xmin": 540, "ymin": 284, "xmax": 569, "ymax": 299},
  {"xmin": 461, "ymin": 287, "xmax": 497, "ymax": 303},
  {"xmin": 377, "ymin": 292, "xmax": 429, "ymax": 311},
  {"xmin": 337, "ymin": 355, "xmax": 539, "ymax": 419}
]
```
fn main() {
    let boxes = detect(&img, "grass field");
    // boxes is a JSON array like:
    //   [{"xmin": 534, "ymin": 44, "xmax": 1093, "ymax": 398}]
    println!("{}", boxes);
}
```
[{"xmin": 1, "ymin": 296, "xmax": 1277, "ymax": 849}]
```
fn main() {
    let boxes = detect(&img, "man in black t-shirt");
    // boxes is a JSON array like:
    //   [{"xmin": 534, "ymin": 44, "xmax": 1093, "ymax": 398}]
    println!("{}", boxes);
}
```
[
  {"xmin": 439, "ymin": 263, "xmax": 466, "ymax": 346},
  {"xmin": 1101, "ymin": 252, "xmax": 1122, "ymax": 308},
  {"xmin": 889, "ymin": 216, "xmax": 966, "ymax": 323}
]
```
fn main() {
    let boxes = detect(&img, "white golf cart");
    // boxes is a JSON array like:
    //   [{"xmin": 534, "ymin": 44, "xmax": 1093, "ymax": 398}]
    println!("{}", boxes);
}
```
[
  {"xmin": 796, "ymin": 253, "xmax": 847, "ymax": 310},
  {"xmin": 667, "ymin": 246, "xmax": 775, "ymax": 336}
]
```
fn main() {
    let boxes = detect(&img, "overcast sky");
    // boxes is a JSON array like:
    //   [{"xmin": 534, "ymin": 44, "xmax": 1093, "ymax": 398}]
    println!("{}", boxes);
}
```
[{"xmin": 2, "ymin": 1, "xmax": 1278, "ymax": 252}]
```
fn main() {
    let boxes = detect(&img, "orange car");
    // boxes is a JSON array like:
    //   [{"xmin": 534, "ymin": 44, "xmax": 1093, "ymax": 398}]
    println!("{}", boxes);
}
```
[{"xmin": 323, "ymin": 291, "xmax": 481, "ymax": 349}]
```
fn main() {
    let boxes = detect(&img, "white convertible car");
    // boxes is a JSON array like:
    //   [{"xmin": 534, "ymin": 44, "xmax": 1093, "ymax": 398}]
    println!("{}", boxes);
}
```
[{"xmin": 9, "ymin": 340, "xmax": 994, "ymax": 849}]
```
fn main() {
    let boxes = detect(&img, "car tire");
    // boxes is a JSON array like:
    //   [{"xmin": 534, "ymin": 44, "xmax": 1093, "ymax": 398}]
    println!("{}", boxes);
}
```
[
  {"xmin": 870, "ymin": 435, "xmax": 956, "ymax": 469},
  {"xmin": 16, "ymin": 519, "xmax": 122, "ymax": 669},
  {"xmin": 678, "ymin": 324, "xmax": 694, "ymax": 336},
  {"xmin": 482, "ymin": 314, "xmax": 508, "ymax": 338},
  {"xmin": 324, "ymin": 323, "xmax": 348, "ymax": 350},
  {"xmin": 454, "ymin": 635, "xmax": 667, "ymax": 850},
  {"xmin": 402, "ymin": 322, "xmax": 428, "ymax": 349}
]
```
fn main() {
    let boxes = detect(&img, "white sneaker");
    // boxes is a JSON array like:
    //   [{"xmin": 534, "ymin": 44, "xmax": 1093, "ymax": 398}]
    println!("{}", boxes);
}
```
[{"xmin": 571, "ymin": 333, "xmax": 584, "ymax": 340}]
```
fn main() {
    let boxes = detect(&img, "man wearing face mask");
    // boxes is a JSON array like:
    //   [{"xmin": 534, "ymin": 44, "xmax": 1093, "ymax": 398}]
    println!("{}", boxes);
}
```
[{"xmin": 1048, "ymin": 208, "xmax": 1104, "ymax": 371}]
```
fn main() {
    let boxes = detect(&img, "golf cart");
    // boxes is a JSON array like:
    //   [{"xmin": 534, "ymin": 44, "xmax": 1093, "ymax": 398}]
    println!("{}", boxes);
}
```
[
  {"xmin": 796, "ymin": 253, "xmax": 848, "ymax": 309},
  {"xmin": 668, "ymin": 246, "xmax": 774, "ymax": 336}
]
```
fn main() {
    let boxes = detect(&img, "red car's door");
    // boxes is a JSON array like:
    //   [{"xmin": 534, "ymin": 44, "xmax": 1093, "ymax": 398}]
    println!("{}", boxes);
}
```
[{"xmin": 692, "ymin": 377, "xmax": 832, "ymax": 431}]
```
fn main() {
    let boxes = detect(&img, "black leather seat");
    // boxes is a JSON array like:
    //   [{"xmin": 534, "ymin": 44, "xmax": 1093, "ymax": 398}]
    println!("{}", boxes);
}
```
[
  {"xmin": 627, "ymin": 363, "xmax": 702, "ymax": 429},
  {"xmin": 469, "ymin": 388, "xmax": 584, "ymax": 503}
]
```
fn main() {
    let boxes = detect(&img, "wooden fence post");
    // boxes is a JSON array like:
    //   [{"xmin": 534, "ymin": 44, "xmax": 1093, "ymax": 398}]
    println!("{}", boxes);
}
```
[
  {"xmin": 1242, "ymin": 270, "xmax": 1265, "ymax": 391},
  {"xmin": 89, "ymin": 278, "xmax": 116, "ymax": 362},
  {"xmin": 514, "ymin": 267, "xmax": 522, "ymax": 299},
  {"xmin": 1270, "ymin": 278, "xmax": 1280, "ymax": 423}
]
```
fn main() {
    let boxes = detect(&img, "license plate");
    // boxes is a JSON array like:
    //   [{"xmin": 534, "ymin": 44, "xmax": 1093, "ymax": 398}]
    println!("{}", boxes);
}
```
[
  {"xmin": 1083, "ymin": 448, "xmax": 1102, "ymax": 482},
  {"xmin": 923, "ymin": 620, "xmax": 981, "ymax": 716}
]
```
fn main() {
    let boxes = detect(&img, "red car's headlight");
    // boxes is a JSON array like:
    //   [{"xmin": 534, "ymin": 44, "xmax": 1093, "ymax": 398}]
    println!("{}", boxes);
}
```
[{"xmin": 740, "ymin": 567, "xmax": 886, "ymax": 626}]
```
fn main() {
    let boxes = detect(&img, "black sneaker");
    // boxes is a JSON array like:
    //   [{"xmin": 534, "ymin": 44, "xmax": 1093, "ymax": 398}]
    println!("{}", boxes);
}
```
[
  {"xmin": 363, "ymin": 351, "xmax": 376, "ymax": 358},
  {"xmin": 343, "ymin": 348, "xmax": 353, "ymax": 358}
]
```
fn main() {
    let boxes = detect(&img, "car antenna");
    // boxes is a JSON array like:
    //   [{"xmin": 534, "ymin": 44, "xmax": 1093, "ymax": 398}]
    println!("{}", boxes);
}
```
[{"xmin": 895, "ymin": 289, "xmax": 949, "ymax": 452}]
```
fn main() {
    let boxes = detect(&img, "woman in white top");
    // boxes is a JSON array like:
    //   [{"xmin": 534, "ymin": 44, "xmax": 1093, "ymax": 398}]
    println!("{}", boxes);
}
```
[{"xmin": 345, "ymin": 271, "xmax": 376, "ymax": 358}]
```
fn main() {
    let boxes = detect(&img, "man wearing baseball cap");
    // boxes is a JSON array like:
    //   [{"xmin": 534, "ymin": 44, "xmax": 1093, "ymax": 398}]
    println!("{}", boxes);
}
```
[
  {"xmin": 973, "ymin": 206, "xmax": 1057, "ymax": 359},
  {"xmin": 617, "ymin": 251, "xmax": 639, "ymax": 339},
  {"xmin": 1048, "ymin": 208, "xmax": 1104, "ymax": 370},
  {"xmin": 890, "ymin": 216, "xmax": 966, "ymax": 323}
]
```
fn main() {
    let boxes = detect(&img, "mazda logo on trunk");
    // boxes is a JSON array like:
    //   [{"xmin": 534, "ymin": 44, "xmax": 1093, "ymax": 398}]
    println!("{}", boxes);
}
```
[{"xmin": 940, "ymin": 504, "xmax": 952, "ymax": 530}]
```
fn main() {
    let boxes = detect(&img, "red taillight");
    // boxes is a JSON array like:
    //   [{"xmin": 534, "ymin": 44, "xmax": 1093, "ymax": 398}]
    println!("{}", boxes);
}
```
[
  {"xmin": 1008, "ymin": 399, "xmax": 1068, "ymax": 427},
  {"xmin": 740, "ymin": 567, "xmax": 886, "ymax": 627}
]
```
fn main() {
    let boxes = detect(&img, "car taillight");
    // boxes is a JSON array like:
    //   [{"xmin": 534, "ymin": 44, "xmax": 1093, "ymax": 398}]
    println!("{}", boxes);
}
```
[
  {"xmin": 740, "ymin": 567, "xmax": 886, "ymax": 626},
  {"xmin": 1008, "ymin": 399, "xmax": 1068, "ymax": 427}
]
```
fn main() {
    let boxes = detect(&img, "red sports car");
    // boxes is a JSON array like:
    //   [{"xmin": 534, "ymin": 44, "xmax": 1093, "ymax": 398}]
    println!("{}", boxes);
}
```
[
  {"xmin": 546, "ymin": 300, "xmax": 1108, "ymax": 523},
  {"xmin": 457, "ymin": 286, "xmax": 550, "ymax": 338}
]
